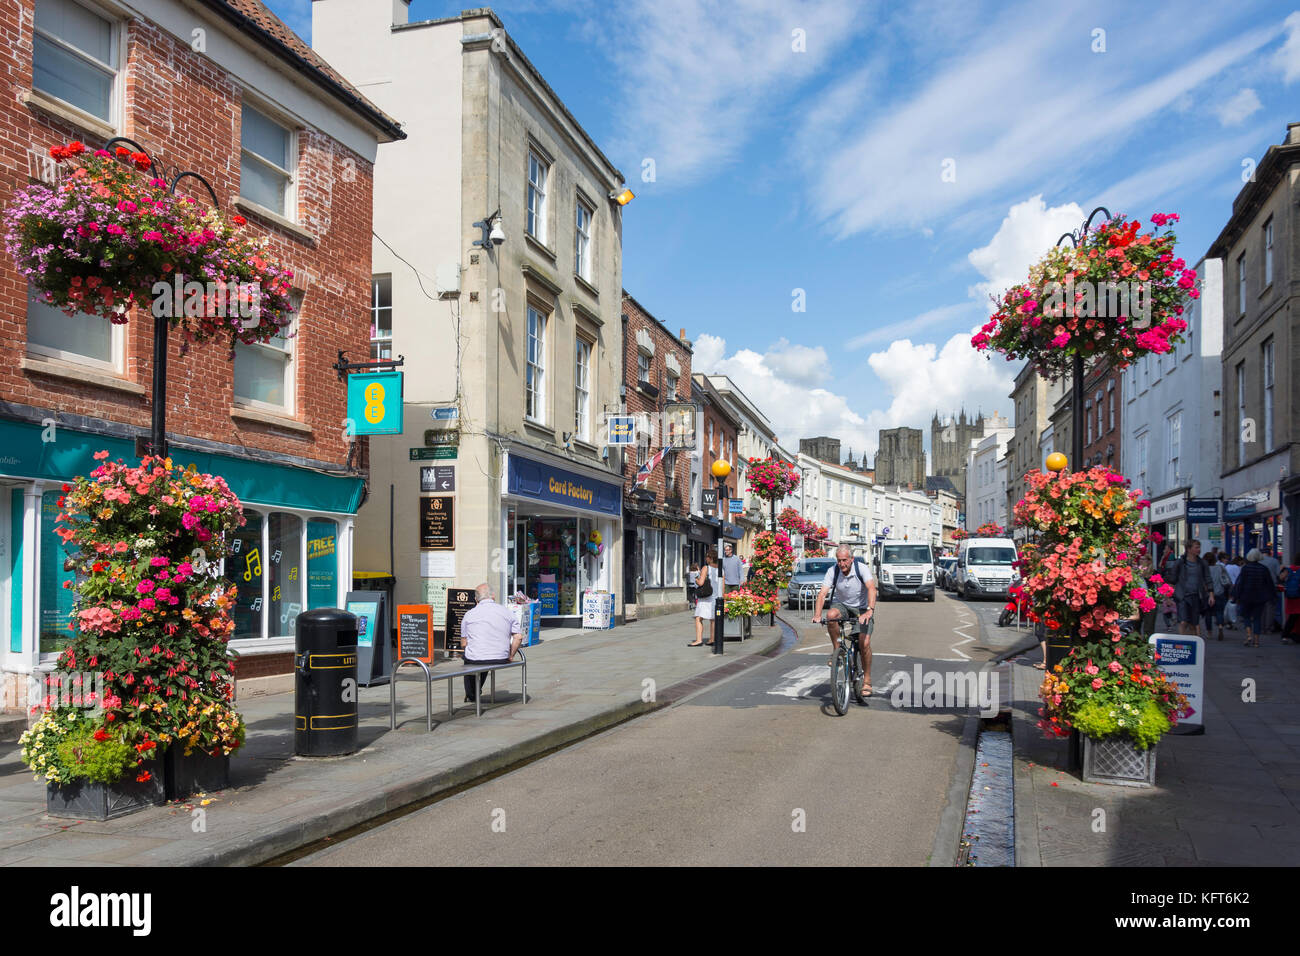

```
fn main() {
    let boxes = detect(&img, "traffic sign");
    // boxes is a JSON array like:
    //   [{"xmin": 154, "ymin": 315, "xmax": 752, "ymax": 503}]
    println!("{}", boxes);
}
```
[{"xmin": 410, "ymin": 447, "xmax": 457, "ymax": 461}]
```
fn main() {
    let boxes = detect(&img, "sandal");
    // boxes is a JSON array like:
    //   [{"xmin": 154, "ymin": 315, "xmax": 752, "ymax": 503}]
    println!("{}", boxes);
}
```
[{"xmin": 1032, "ymin": 662, "xmax": 1046, "ymax": 670}]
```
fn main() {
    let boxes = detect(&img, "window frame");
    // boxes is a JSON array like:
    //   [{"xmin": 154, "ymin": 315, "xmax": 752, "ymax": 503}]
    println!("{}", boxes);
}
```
[
  {"xmin": 525, "ymin": 303, "xmax": 549, "ymax": 424},
  {"xmin": 239, "ymin": 99, "xmax": 297, "ymax": 219},
  {"xmin": 574, "ymin": 334, "xmax": 592, "ymax": 442},
  {"xmin": 1263, "ymin": 337, "xmax": 1275, "ymax": 452},
  {"xmin": 527, "ymin": 148, "xmax": 550, "ymax": 245},
  {"xmin": 370, "ymin": 275, "xmax": 393, "ymax": 362},
  {"xmin": 233, "ymin": 290, "xmax": 301, "ymax": 414},
  {"xmin": 1263, "ymin": 218, "xmax": 1274, "ymax": 289},
  {"xmin": 32, "ymin": 0, "xmax": 121, "ymax": 126},
  {"xmin": 1237, "ymin": 252, "xmax": 1247, "ymax": 316},
  {"xmin": 1236, "ymin": 361, "xmax": 1247, "ymax": 467},
  {"xmin": 574, "ymin": 194, "xmax": 594, "ymax": 282},
  {"xmin": 25, "ymin": 284, "xmax": 124, "ymax": 372}
]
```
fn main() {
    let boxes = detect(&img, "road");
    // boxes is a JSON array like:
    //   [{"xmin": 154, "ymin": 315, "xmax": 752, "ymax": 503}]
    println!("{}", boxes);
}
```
[{"xmin": 295, "ymin": 591, "xmax": 1018, "ymax": 867}]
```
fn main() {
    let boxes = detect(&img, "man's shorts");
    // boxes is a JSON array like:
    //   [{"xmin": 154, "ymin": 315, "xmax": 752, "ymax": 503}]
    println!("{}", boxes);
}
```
[
  {"xmin": 1176, "ymin": 595, "xmax": 1201, "ymax": 626},
  {"xmin": 829, "ymin": 602, "xmax": 871, "ymax": 635}
]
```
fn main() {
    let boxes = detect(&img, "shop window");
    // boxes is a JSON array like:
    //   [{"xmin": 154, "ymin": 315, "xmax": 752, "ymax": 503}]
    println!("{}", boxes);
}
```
[
  {"xmin": 307, "ymin": 519, "xmax": 339, "ymax": 609},
  {"xmin": 664, "ymin": 532, "xmax": 681, "ymax": 588},
  {"xmin": 526, "ymin": 305, "xmax": 547, "ymax": 422},
  {"xmin": 268, "ymin": 512, "xmax": 303, "ymax": 638},
  {"xmin": 228, "ymin": 509, "xmax": 264, "ymax": 639},
  {"xmin": 526, "ymin": 518, "xmax": 579, "ymax": 615},
  {"xmin": 642, "ymin": 529, "xmax": 662, "ymax": 589},
  {"xmin": 38, "ymin": 490, "xmax": 76, "ymax": 656}
]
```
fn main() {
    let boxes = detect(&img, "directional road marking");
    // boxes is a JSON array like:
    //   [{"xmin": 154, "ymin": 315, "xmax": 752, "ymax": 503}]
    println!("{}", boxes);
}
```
[{"xmin": 767, "ymin": 665, "xmax": 830, "ymax": 699}]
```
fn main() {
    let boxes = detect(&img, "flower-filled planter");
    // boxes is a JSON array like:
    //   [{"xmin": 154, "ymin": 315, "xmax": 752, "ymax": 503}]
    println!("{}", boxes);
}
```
[
  {"xmin": 1081, "ymin": 735, "xmax": 1158, "ymax": 788},
  {"xmin": 20, "ymin": 453, "xmax": 248, "ymax": 813},
  {"xmin": 4, "ymin": 141, "xmax": 294, "ymax": 345},
  {"xmin": 721, "ymin": 587, "xmax": 764, "ymax": 639},
  {"xmin": 972, "ymin": 213, "xmax": 1197, "ymax": 378}
]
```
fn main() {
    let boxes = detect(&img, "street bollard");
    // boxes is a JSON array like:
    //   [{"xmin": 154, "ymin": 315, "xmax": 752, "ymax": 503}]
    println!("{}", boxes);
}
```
[{"xmin": 713, "ymin": 591, "xmax": 725, "ymax": 655}]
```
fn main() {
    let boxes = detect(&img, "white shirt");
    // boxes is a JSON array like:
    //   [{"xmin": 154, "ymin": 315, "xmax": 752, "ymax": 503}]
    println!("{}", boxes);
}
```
[
  {"xmin": 821, "ymin": 559, "xmax": 875, "ymax": 609},
  {"xmin": 1224, "ymin": 563, "xmax": 1242, "ymax": 586},
  {"xmin": 461, "ymin": 599, "xmax": 520, "ymax": 660}
]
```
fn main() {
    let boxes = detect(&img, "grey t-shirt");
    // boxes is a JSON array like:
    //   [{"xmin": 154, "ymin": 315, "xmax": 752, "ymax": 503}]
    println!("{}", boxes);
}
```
[
  {"xmin": 821, "ymin": 560, "xmax": 875, "ymax": 609},
  {"xmin": 1177, "ymin": 557, "xmax": 1205, "ymax": 597},
  {"xmin": 721, "ymin": 554, "xmax": 744, "ymax": 584}
]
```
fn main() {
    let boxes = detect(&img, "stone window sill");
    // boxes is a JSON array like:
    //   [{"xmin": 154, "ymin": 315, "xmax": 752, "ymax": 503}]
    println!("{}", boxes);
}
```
[
  {"xmin": 232, "ymin": 197, "xmax": 317, "ymax": 245},
  {"xmin": 523, "ymin": 418, "xmax": 555, "ymax": 441},
  {"xmin": 21, "ymin": 355, "xmax": 145, "ymax": 396},
  {"xmin": 574, "ymin": 274, "xmax": 599, "ymax": 300},
  {"xmin": 526, "ymin": 233, "xmax": 557, "ymax": 263},
  {"xmin": 231, "ymin": 405, "xmax": 312, "ymax": 434},
  {"xmin": 23, "ymin": 89, "xmax": 115, "ymax": 142}
]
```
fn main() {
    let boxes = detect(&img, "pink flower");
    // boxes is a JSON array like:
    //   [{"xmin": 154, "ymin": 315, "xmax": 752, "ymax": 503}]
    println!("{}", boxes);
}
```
[
  {"xmin": 136, "ymin": 579, "xmax": 155, "ymax": 593},
  {"xmin": 1091, "ymin": 678, "xmax": 1104, "ymax": 690},
  {"xmin": 137, "ymin": 598, "xmax": 156, "ymax": 611},
  {"xmin": 150, "ymin": 556, "xmax": 170, "ymax": 567},
  {"xmin": 1108, "ymin": 661, "xmax": 1122, "ymax": 673}
]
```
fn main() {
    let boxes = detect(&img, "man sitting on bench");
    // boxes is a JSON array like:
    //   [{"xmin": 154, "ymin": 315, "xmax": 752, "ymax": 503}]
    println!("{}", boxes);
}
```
[{"xmin": 460, "ymin": 584, "xmax": 523, "ymax": 703}]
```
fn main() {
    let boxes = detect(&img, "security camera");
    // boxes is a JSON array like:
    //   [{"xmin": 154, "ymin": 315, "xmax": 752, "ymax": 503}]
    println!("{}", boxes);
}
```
[{"xmin": 489, "ymin": 218, "xmax": 505, "ymax": 245}]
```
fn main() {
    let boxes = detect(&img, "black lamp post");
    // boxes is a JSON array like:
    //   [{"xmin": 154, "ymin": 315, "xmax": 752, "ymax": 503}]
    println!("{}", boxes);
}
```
[
  {"xmin": 101, "ymin": 138, "xmax": 221, "ymax": 461},
  {"xmin": 710, "ymin": 459, "xmax": 731, "ymax": 654},
  {"xmin": 1054, "ymin": 206, "xmax": 1113, "ymax": 470}
]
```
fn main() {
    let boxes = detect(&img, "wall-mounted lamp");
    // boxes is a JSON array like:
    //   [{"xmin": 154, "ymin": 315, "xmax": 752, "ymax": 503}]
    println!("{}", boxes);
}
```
[
  {"xmin": 473, "ymin": 208, "xmax": 505, "ymax": 249},
  {"xmin": 609, "ymin": 188, "xmax": 634, "ymax": 206}
]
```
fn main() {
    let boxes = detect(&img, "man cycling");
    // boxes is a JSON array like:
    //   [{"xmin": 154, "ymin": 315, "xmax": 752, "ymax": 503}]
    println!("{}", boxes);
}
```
[{"xmin": 812, "ymin": 545, "xmax": 878, "ymax": 696}]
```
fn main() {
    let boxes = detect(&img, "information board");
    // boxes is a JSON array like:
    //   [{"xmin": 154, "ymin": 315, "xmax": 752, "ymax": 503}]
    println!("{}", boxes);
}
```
[
  {"xmin": 397, "ymin": 604, "xmax": 433, "ymax": 664},
  {"xmin": 419, "ymin": 495, "xmax": 455, "ymax": 550},
  {"xmin": 344, "ymin": 590, "xmax": 391, "ymax": 686},
  {"xmin": 439, "ymin": 588, "xmax": 476, "ymax": 657},
  {"xmin": 1149, "ymin": 633, "xmax": 1205, "ymax": 734}
]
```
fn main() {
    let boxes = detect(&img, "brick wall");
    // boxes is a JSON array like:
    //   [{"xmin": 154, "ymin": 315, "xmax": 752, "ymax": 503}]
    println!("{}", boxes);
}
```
[
  {"xmin": 0, "ymin": 6, "xmax": 375, "ymax": 468},
  {"xmin": 621, "ymin": 296, "xmax": 691, "ymax": 506}
]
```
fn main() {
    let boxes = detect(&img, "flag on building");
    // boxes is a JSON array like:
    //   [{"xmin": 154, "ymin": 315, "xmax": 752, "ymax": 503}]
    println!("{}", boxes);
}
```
[{"xmin": 635, "ymin": 447, "xmax": 667, "ymax": 486}]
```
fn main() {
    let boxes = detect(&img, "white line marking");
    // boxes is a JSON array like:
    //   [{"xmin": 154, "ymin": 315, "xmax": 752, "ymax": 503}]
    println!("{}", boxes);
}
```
[{"xmin": 767, "ymin": 665, "xmax": 830, "ymax": 699}]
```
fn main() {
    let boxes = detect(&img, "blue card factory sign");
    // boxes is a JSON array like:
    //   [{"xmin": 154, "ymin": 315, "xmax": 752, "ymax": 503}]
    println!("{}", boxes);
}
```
[
  {"xmin": 608, "ymin": 416, "xmax": 636, "ymax": 446},
  {"xmin": 346, "ymin": 372, "xmax": 404, "ymax": 435}
]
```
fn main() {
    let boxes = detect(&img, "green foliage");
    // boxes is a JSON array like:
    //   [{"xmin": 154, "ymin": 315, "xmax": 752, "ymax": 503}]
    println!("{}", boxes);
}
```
[
  {"xmin": 54, "ymin": 723, "xmax": 137, "ymax": 784},
  {"xmin": 1072, "ymin": 697, "xmax": 1170, "ymax": 751}
]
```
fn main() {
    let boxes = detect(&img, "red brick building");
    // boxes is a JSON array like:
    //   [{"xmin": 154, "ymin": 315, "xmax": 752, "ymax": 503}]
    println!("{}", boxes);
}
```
[
  {"xmin": 620, "ymin": 291, "xmax": 692, "ymax": 616},
  {"xmin": 1082, "ymin": 360, "xmax": 1123, "ymax": 474},
  {"xmin": 0, "ymin": 0, "xmax": 403, "ymax": 705}
]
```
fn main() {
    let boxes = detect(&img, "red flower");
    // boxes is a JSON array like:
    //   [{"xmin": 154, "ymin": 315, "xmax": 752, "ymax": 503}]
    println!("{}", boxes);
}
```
[
  {"xmin": 92, "ymin": 729, "xmax": 111, "ymax": 742},
  {"xmin": 135, "ymin": 770, "xmax": 152, "ymax": 783},
  {"xmin": 231, "ymin": 214, "xmax": 247, "ymax": 226}
]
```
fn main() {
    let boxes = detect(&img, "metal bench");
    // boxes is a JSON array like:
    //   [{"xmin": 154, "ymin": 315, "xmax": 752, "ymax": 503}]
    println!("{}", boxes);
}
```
[{"xmin": 389, "ymin": 651, "xmax": 527, "ymax": 731}]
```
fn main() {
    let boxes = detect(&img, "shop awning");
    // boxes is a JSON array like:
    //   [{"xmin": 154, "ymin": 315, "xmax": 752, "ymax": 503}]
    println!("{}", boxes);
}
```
[{"xmin": 0, "ymin": 418, "xmax": 364, "ymax": 514}]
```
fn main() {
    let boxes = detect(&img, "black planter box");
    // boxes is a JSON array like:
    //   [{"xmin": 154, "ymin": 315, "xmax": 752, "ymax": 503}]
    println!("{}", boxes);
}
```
[
  {"xmin": 46, "ymin": 757, "xmax": 165, "ymax": 821},
  {"xmin": 165, "ymin": 746, "xmax": 230, "ymax": 801}
]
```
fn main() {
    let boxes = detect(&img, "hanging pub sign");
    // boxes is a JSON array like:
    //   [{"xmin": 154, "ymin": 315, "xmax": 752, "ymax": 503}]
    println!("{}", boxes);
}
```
[
  {"xmin": 663, "ymin": 403, "xmax": 698, "ymax": 450},
  {"xmin": 345, "ymin": 371, "xmax": 403, "ymax": 435},
  {"xmin": 419, "ymin": 495, "xmax": 454, "ymax": 550}
]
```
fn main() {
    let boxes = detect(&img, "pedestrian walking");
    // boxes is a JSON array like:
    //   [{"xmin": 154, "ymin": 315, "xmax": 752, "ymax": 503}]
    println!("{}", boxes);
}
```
[
  {"xmin": 688, "ymin": 550, "xmax": 720, "ymax": 646},
  {"xmin": 1232, "ymin": 549, "xmax": 1277, "ymax": 648},
  {"xmin": 1167, "ymin": 540, "xmax": 1214, "ymax": 637},
  {"xmin": 1280, "ymin": 553, "xmax": 1300, "ymax": 644},
  {"xmin": 720, "ymin": 542, "xmax": 745, "ymax": 594},
  {"xmin": 1205, "ymin": 552, "xmax": 1230, "ymax": 641},
  {"xmin": 1261, "ymin": 547, "xmax": 1283, "ymax": 632},
  {"xmin": 686, "ymin": 563, "xmax": 699, "ymax": 610}
]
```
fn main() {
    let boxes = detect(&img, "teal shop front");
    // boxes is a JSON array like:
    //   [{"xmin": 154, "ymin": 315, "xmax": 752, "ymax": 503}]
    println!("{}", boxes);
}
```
[{"xmin": 0, "ymin": 420, "xmax": 362, "ymax": 708}]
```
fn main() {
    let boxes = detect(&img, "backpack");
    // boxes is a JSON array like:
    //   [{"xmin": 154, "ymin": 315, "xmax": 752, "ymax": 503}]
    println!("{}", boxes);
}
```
[
  {"xmin": 830, "ymin": 558, "xmax": 868, "ymax": 601},
  {"xmin": 696, "ymin": 566, "xmax": 713, "ymax": 599},
  {"xmin": 1286, "ymin": 567, "xmax": 1300, "ymax": 600}
]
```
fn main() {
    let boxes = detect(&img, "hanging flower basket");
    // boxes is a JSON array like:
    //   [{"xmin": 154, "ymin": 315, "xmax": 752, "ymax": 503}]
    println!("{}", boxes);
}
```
[
  {"xmin": 4, "ymin": 141, "xmax": 294, "ymax": 344},
  {"xmin": 745, "ymin": 457, "xmax": 800, "ymax": 501},
  {"xmin": 972, "ymin": 213, "xmax": 1197, "ymax": 378}
]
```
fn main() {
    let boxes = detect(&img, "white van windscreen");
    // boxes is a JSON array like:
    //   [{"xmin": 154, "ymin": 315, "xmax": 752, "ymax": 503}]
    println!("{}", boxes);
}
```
[{"xmin": 882, "ymin": 545, "xmax": 931, "ymax": 564}]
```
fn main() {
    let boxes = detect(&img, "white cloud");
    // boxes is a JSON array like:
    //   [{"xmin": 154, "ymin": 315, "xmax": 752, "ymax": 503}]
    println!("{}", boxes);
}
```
[
  {"xmin": 1213, "ymin": 88, "xmax": 1262, "ymax": 126},
  {"xmin": 690, "ymin": 328, "xmax": 1016, "ymax": 462},
  {"xmin": 763, "ymin": 338, "xmax": 831, "ymax": 386},
  {"xmin": 848, "ymin": 303, "xmax": 977, "ymax": 350},
  {"xmin": 602, "ymin": 0, "xmax": 863, "ymax": 186},
  {"xmin": 966, "ymin": 196, "xmax": 1083, "ymax": 302},
  {"xmin": 802, "ymin": 7, "xmax": 1279, "ymax": 238},
  {"xmin": 1275, "ymin": 11, "xmax": 1300, "ymax": 82}
]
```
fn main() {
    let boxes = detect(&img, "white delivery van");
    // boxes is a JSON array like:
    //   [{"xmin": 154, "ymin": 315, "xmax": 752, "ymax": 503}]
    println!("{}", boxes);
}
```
[
  {"xmin": 874, "ymin": 539, "xmax": 935, "ymax": 601},
  {"xmin": 955, "ymin": 537, "xmax": 1019, "ymax": 601}
]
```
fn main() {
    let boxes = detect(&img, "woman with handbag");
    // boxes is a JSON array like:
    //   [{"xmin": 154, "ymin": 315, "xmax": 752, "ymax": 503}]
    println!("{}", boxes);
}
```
[
  {"xmin": 688, "ymin": 550, "xmax": 720, "ymax": 646},
  {"xmin": 1233, "ymin": 549, "xmax": 1277, "ymax": 648}
]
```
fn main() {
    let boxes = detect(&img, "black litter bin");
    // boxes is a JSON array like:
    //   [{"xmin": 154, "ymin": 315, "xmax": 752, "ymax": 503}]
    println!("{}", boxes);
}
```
[{"xmin": 295, "ymin": 608, "xmax": 359, "ymax": 756}]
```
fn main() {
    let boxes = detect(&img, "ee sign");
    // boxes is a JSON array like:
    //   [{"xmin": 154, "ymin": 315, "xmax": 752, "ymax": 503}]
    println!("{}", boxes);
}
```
[{"xmin": 346, "ymin": 372, "xmax": 404, "ymax": 435}]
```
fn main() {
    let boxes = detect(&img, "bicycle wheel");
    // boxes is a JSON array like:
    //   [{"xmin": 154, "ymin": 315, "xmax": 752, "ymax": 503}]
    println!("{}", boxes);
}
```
[
  {"xmin": 851, "ymin": 641, "xmax": 867, "ymax": 706},
  {"xmin": 831, "ymin": 644, "xmax": 850, "ymax": 715}
]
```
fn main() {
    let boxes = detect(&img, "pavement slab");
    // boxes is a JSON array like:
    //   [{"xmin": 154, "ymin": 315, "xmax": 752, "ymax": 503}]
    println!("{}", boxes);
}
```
[{"xmin": 0, "ymin": 612, "xmax": 783, "ymax": 866}]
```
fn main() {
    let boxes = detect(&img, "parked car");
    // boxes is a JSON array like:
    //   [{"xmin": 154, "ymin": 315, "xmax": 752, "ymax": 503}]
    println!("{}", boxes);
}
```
[
  {"xmin": 938, "ymin": 557, "xmax": 958, "ymax": 590},
  {"xmin": 785, "ymin": 557, "xmax": 837, "ymax": 608}
]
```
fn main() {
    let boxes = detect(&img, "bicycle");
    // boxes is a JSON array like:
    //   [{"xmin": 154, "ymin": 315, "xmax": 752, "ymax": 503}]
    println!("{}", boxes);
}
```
[{"xmin": 821, "ymin": 608, "xmax": 874, "ymax": 715}]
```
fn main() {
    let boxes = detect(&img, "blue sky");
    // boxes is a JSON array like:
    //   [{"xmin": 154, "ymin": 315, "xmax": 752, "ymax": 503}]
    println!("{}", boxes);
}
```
[{"xmin": 272, "ymin": 0, "xmax": 1300, "ymax": 464}]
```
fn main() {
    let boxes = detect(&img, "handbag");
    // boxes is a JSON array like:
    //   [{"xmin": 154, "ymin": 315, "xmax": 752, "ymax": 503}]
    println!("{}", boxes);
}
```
[{"xmin": 696, "ymin": 567, "xmax": 714, "ymax": 599}]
